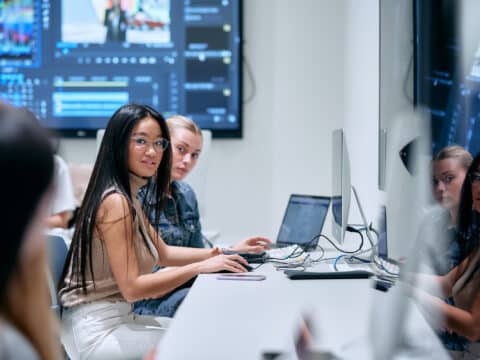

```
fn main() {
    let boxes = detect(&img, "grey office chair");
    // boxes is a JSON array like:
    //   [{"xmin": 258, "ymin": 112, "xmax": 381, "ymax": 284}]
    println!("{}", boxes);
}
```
[{"xmin": 47, "ymin": 235, "xmax": 69, "ymax": 316}]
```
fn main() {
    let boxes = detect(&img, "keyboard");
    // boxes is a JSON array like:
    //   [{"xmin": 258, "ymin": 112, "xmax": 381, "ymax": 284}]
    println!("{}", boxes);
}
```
[
  {"xmin": 284, "ymin": 269, "xmax": 373, "ymax": 280},
  {"xmin": 376, "ymin": 257, "xmax": 400, "ymax": 276}
]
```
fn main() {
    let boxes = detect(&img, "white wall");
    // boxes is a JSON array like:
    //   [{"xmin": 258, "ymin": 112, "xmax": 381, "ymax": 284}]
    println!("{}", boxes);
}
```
[
  {"xmin": 343, "ymin": 0, "xmax": 380, "ymax": 227},
  {"xmin": 205, "ymin": 0, "xmax": 347, "ymax": 243},
  {"xmin": 59, "ymin": 0, "xmax": 393, "ymax": 244}
]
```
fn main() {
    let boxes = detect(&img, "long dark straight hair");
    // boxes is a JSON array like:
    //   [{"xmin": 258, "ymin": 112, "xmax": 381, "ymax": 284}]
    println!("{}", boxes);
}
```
[
  {"xmin": 60, "ymin": 104, "xmax": 172, "ymax": 293},
  {"xmin": 456, "ymin": 152, "xmax": 480, "ymax": 290},
  {"xmin": 0, "ymin": 106, "xmax": 55, "ymax": 299}
]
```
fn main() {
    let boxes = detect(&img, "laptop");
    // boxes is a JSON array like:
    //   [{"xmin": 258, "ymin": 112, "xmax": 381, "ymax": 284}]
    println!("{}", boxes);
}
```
[{"xmin": 272, "ymin": 194, "xmax": 331, "ymax": 251}]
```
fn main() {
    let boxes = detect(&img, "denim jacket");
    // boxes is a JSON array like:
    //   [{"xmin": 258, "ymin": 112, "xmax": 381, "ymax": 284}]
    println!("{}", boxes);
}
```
[{"xmin": 139, "ymin": 181, "xmax": 204, "ymax": 248}]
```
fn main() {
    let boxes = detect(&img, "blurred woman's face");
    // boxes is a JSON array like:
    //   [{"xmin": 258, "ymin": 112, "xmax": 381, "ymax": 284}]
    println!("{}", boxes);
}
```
[
  {"xmin": 21, "ymin": 189, "xmax": 53, "ymax": 260},
  {"xmin": 471, "ymin": 167, "xmax": 480, "ymax": 212},
  {"xmin": 170, "ymin": 128, "xmax": 202, "ymax": 181},
  {"xmin": 432, "ymin": 158, "xmax": 468, "ymax": 211}
]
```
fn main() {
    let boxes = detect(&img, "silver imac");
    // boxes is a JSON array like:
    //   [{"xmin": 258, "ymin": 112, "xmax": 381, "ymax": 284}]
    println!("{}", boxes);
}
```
[{"xmin": 331, "ymin": 129, "xmax": 351, "ymax": 245}]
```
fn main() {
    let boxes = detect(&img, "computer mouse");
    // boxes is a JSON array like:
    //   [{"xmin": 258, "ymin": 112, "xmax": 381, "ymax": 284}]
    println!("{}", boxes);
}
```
[
  {"xmin": 222, "ymin": 250, "xmax": 266, "ymax": 264},
  {"xmin": 217, "ymin": 262, "xmax": 253, "ymax": 273}
]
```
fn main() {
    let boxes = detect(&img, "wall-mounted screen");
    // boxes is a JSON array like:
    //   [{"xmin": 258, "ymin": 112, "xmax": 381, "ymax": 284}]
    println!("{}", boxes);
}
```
[
  {"xmin": 414, "ymin": 0, "xmax": 480, "ymax": 155},
  {"xmin": 0, "ymin": 0, "xmax": 242, "ymax": 138}
]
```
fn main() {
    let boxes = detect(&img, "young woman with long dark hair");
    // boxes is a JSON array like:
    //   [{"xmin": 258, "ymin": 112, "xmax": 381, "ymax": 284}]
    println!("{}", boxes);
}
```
[{"xmin": 59, "ymin": 104, "xmax": 248, "ymax": 359}]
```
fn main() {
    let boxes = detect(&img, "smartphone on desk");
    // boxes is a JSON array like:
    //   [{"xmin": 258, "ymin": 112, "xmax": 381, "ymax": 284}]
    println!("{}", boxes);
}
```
[{"xmin": 216, "ymin": 274, "xmax": 266, "ymax": 281}]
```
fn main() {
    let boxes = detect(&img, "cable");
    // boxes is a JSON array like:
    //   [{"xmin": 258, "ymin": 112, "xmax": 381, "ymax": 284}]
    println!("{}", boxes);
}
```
[
  {"xmin": 310, "ymin": 256, "xmax": 337, "ymax": 264},
  {"xmin": 266, "ymin": 245, "xmax": 304, "ymax": 261},
  {"xmin": 372, "ymin": 256, "xmax": 400, "ymax": 277},
  {"xmin": 242, "ymin": 53, "xmax": 256, "ymax": 104},
  {"xmin": 347, "ymin": 255, "xmax": 371, "ymax": 263},
  {"xmin": 251, "ymin": 262, "xmax": 266, "ymax": 271},
  {"xmin": 311, "ymin": 229, "xmax": 364, "ymax": 254},
  {"xmin": 310, "ymin": 244, "xmax": 325, "ymax": 262},
  {"xmin": 368, "ymin": 223, "xmax": 380, "ymax": 240},
  {"xmin": 333, "ymin": 255, "xmax": 347, "ymax": 271},
  {"xmin": 265, "ymin": 228, "xmax": 364, "ymax": 268}
]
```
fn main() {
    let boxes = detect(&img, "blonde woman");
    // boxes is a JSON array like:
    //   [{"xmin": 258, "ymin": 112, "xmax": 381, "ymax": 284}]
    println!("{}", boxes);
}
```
[
  {"xmin": 133, "ymin": 115, "xmax": 271, "ymax": 317},
  {"xmin": 430, "ymin": 146, "xmax": 473, "ymax": 274}
]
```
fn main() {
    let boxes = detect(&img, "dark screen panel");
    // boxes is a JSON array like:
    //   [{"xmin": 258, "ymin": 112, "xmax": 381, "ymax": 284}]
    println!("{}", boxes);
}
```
[{"xmin": 415, "ymin": 0, "xmax": 480, "ymax": 155}]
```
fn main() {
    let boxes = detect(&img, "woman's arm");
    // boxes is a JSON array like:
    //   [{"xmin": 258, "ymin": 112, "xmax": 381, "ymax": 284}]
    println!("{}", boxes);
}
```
[
  {"xmin": 414, "ymin": 287, "xmax": 480, "ymax": 341},
  {"xmin": 142, "ymin": 210, "xmax": 232, "ymax": 266},
  {"xmin": 409, "ymin": 257, "xmax": 469, "ymax": 298},
  {"xmin": 98, "ymin": 194, "xmax": 248, "ymax": 302},
  {"xmin": 45, "ymin": 210, "xmax": 72, "ymax": 229}
]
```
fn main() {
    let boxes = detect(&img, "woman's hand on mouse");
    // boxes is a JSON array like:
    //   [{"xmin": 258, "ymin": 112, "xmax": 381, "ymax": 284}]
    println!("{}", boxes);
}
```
[{"xmin": 197, "ymin": 254, "xmax": 249, "ymax": 273}]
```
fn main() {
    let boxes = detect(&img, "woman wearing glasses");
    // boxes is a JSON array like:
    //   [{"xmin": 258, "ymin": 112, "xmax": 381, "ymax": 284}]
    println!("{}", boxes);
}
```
[
  {"xmin": 413, "ymin": 152, "xmax": 480, "ymax": 358},
  {"xmin": 59, "ymin": 104, "xmax": 249, "ymax": 359},
  {"xmin": 430, "ymin": 146, "xmax": 473, "ymax": 274}
]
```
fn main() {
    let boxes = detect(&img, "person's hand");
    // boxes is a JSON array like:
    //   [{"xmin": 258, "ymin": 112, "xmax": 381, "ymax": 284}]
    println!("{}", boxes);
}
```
[
  {"xmin": 232, "ymin": 236, "xmax": 271, "ymax": 253},
  {"xmin": 197, "ymin": 254, "xmax": 249, "ymax": 273},
  {"xmin": 144, "ymin": 348, "xmax": 156, "ymax": 360}
]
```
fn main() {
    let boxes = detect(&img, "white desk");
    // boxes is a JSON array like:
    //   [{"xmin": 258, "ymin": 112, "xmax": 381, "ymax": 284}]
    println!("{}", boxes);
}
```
[{"xmin": 154, "ymin": 263, "xmax": 449, "ymax": 360}]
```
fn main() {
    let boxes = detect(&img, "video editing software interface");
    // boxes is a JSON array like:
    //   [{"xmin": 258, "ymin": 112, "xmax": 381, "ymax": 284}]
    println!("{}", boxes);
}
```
[
  {"xmin": 0, "ymin": 0, "xmax": 241, "ymax": 137},
  {"xmin": 415, "ymin": 0, "xmax": 480, "ymax": 155}
]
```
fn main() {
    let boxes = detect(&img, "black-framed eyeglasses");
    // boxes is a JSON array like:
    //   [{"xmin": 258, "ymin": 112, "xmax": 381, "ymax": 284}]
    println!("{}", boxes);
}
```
[{"xmin": 131, "ymin": 137, "xmax": 169, "ymax": 152}]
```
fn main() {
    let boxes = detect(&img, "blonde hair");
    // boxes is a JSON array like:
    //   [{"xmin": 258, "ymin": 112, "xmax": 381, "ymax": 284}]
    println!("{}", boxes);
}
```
[
  {"xmin": 166, "ymin": 115, "xmax": 202, "ymax": 138},
  {"xmin": 434, "ymin": 145, "xmax": 473, "ymax": 171}
]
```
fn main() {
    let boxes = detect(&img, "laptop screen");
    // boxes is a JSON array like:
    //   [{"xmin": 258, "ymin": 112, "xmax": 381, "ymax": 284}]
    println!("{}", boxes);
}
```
[{"xmin": 277, "ymin": 194, "xmax": 331, "ymax": 248}]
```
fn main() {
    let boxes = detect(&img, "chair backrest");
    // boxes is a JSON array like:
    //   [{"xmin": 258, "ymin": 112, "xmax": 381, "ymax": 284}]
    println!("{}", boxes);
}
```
[
  {"xmin": 47, "ymin": 235, "xmax": 69, "ymax": 316},
  {"xmin": 68, "ymin": 163, "xmax": 93, "ymax": 207}
]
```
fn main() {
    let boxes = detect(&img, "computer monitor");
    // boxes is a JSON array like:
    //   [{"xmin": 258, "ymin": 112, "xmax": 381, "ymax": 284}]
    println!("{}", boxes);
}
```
[
  {"xmin": 331, "ymin": 129, "xmax": 351, "ymax": 244},
  {"xmin": 0, "ymin": 0, "xmax": 242, "ymax": 138},
  {"xmin": 384, "ymin": 108, "xmax": 432, "ymax": 262},
  {"xmin": 370, "ymin": 109, "xmax": 434, "ymax": 359}
]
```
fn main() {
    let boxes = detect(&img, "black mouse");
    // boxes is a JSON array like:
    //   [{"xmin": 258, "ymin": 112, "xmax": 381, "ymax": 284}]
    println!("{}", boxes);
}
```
[
  {"xmin": 222, "ymin": 249, "xmax": 266, "ymax": 263},
  {"xmin": 217, "ymin": 262, "xmax": 253, "ymax": 273}
]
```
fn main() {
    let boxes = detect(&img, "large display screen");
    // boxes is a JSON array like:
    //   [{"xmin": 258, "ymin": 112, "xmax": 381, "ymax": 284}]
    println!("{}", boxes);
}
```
[
  {"xmin": 414, "ymin": 0, "xmax": 480, "ymax": 154},
  {"xmin": 0, "ymin": 0, "xmax": 242, "ymax": 137}
]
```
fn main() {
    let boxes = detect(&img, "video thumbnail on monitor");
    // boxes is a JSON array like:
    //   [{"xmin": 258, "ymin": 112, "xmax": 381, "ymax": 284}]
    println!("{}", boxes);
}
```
[
  {"xmin": 0, "ymin": 0, "xmax": 34, "ymax": 58},
  {"xmin": 62, "ymin": 0, "xmax": 170, "ymax": 44}
]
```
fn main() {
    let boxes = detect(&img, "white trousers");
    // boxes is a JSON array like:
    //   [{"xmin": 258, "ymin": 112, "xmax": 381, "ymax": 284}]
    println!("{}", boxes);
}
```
[{"xmin": 62, "ymin": 301, "xmax": 170, "ymax": 360}]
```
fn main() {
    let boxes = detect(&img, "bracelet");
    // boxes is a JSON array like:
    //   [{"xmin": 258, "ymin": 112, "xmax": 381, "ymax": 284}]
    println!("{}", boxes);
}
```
[{"xmin": 211, "ymin": 247, "xmax": 223, "ymax": 256}]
